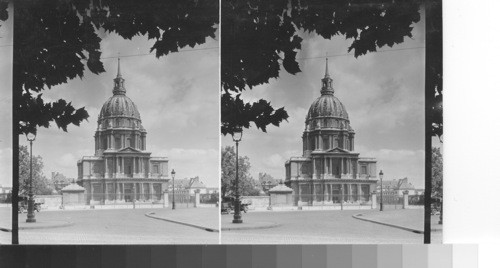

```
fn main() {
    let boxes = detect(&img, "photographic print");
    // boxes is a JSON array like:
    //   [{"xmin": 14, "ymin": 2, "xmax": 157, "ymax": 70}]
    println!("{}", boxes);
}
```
[
  {"xmin": 0, "ymin": 0, "xmax": 12, "ymax": 245},
  {"xmin": 11, "ymin": 0, "xmax": 219, "ymax": 244},
  {"xmin": 221, "ymin": 0, "xmax": 441, "ymax": 244}
]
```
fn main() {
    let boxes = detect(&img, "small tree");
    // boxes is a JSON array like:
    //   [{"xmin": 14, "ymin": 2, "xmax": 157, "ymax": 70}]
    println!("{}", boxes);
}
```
[
  {"xmin": 19, "ymin": 145, "xmax": 54, "ymax": 196},
  {"xmin": 221, "ymin": 146, "xmax": 261, "ymax": 198}
]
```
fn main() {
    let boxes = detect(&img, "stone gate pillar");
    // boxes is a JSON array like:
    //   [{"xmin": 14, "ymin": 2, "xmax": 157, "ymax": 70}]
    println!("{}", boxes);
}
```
[
  {"xmin": 163, "ymin": 192, "xmax": 169, "ymax": 208},
  {"xmin": 371, "ymin": 191, "xmax": 377, "ymax": 209},
  {"xmin": 403, "ymin": 190, "xmax": 409, "ymax": 209},
  {"xmin": 195, "ymin": 191, "xmax": 200, "ymax": 208}
]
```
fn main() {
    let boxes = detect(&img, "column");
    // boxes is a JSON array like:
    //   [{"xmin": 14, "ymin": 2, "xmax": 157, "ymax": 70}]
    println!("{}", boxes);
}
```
[
  {"xmin": 149, "ymin": 183, "xmax": 153, "ymax": 201},
  {"xmin": 347, "ymin": 184, "xmax": 351, "ymax": 201},
  {"xmin": 312, "ymin": 158, "xmax": 316, "ymax": 176},
  {"xmin": 140, "ymin": 183, "xmax": 144, "ymax": 200},
  {"xmin": 122, "ymin": 183, "xmax": 125, "ymax": 200},
  {"xmin": 90, "ymin": 182, "xmax": 94, "ymax": 202},
  {"xmin": 323, "ymin": 158, "xmax": 327, "ymax": 176},
  {"xmin": 141, "ymin": 158, "xmax": 144, "ymax": 176},
  {"xmin": 104, "ymin": 157, "xmax": 108, "ymax": 178},
  {"xmin": 340, "ymin": 158, "xmax": 343, "ymax": 175},
  {"xmin": 110, "ymin": 132, "xmax": 115, "ymax": 149},
  {"xmin": 305, "ymin": 133, "xmax": 309, "ymax": 151},
  {"xmin": 122, "ymin": 134, "xmax": 125, "ymax": 148},
  {"xmin": 298, "ymin": 184, "xmax": 302, "ymax": 203},
  {"xmin": 323, "ymin": 182, "xmax": 327, "ymax": 202},
  {"xmin": 113, "ymin": 157, "xmax": 117, "ymax": 178},
  {"xmin": 132, "ymin": 157, "xmax": 136, "ymax": 176},
  {"xmin": 357, "ymin": 184, "xmax": 362, "ymax": 201}
]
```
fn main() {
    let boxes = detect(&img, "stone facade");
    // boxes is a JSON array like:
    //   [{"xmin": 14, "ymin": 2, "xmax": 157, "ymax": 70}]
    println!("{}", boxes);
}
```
[
  {"xmin": 77, "ymin": 59, "xmax": 169, "ymax": 204},
  {"xmin": 285, "ymin": 59, "xmax": 378, "ymax": 205}
]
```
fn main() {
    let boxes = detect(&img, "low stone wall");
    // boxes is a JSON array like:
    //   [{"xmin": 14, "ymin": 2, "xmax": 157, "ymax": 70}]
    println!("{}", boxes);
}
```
[
  {"xmin": 35, "ymin": 195, "xmax": 62, "ymax": 209},
  {"xmin": 241, "ymin": 196, "xmax": 269, "ymax": 210}
]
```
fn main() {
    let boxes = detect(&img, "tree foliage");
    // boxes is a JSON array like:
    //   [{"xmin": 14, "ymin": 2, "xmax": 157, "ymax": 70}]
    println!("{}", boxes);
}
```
[
  {"xmin": 19, "ymin": 145, "xmax": 54, "ymax": 196},
  {"xmin": 221, "ymin": 0, "xmax": 427, "ymax": 135},
  {"xmin": 431, "ymin": 147, "xmax": 442, "ymax": 199},
  {"xmin": 221, "ymin": 146, "xmax": 261, "ymax": 198},
  {"xmin": 12, "ymin": 0, "xmax": 218, "ymax": 135},
  {"xmin": 258, "ymin": 172, "xmax": 280, "ymax": 190}
]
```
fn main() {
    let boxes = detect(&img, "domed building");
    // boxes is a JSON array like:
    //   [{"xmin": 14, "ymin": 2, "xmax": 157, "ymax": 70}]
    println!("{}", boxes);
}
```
[
  {"xmin": 77, "ymin": 60, "xmax": 169, "ymax": 204},
  {"xmin": 285, "ymin": 59, "xmax": 378, "ymax": 205}
]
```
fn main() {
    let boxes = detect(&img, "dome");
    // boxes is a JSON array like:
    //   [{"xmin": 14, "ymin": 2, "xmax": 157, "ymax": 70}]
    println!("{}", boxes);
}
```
[
  {"xmin": 304, "ymin": 58, "xmax": 354, "ymax": 132},
  {"xmin": 98, "ymin": 94, "xmax": 141, "ymax": 121},
  {"xmin": 97, "ymin": 58, "xmax": 141, "ymax": 122},
  {"xmin": 306, "ymin": 94, "xmax": 349, "ymax": 122}
]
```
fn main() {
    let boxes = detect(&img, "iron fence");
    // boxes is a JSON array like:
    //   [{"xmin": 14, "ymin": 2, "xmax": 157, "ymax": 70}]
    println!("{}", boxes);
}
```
[
  {"xmin": 200, "ymin": 193, "xmax": 218, "ymax": 204},
  {"xmin": 0, "ymin": 193, "xmax": 11, "ymax": 203},
  {"xmin": 292, "ymin": 193, "xmax": 373, "ymax": 207}
]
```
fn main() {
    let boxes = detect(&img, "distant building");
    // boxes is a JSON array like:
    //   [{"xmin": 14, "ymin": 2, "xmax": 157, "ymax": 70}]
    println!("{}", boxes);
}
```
[
  {"xmin": 285, "ymin": 59, "xmax": 378, "ymax": 205},
  {"xmin": 77, "ymin": 60, "xmax": 169, "ymax": 204},
  {"xmin": 0, "ymin": 184, "xmax": 12, "ymax": 203},
  {"xmin": 169, "ymin": 176, "xmax": 215, "ymax": 194},
  {"xmin": 0, "ymin": 184, "xmax": 12, "ymax": 194},
  {"xmin": 51, "ymin": 172, "xmax": 72, "ymax": 193},
  {"xmin": 377, "ymin": 177, "xmax": 421, "ymax": 196}
]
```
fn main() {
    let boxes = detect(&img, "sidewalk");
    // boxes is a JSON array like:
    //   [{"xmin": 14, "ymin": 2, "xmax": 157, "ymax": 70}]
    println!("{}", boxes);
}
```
[
  {"xmin": 353, "ymin": 209, "xmax": 425, "ymax": 233},
  {"xmin": 221, "ymin": 215, "xmax": 280, "ymax": 231},
  {"xmin": 0, "ymin": 207, "xmax": 73, "ymax": 232},
  {"xmin": 145, "ymin": 207, "xmax": 219, "ymax": 232}
]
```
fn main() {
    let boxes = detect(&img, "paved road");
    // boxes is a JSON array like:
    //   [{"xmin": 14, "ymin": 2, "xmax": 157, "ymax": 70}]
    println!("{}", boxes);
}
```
[
  {"xmin": 221, "ymin": 210, "xmax": 424, "ymax": 244},
  {"xmin": 16, "ymin": 208, "xmax": 218, "ymax": 244}
]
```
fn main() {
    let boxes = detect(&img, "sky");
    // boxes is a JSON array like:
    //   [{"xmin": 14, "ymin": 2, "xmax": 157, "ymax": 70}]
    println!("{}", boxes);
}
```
[
  {"xmin": 222, "ymin": 11, "xmax": 426, "ymax": 189},
  {"xmin": 0, "ymin": 4, "xmax": 12, "ymax": 189},
  {"xmin": 2, "ymin": 19, "xmax": 219, "ymax": 188}
]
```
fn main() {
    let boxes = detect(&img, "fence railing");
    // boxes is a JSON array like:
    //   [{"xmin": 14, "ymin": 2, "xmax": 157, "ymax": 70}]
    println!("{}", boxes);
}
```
[
  {"xmin": 245, "ymin": 193, "xmax": 425, "ymax": 210},
  {"xmin": 200, "ymin": 193, "xmax": 218, "ymax": 204},
  {"xmin": 291, "ymin": 194, "xmax": 373, "ymax": 207}
]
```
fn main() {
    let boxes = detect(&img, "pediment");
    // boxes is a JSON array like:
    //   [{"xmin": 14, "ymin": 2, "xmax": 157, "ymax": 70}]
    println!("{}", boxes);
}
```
[
  {"xmin": 326, "ymin": 147, "xmax": 349, "ymax": 153},
  {"xmin": 117, "ymin": 147, "xmax": 142, "ymax": 153}
]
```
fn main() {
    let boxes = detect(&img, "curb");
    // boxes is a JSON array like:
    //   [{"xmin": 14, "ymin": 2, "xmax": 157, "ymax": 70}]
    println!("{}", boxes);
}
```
[
  {"xmin": 145, "ymin": 213, "xmax": 219, "ymax": 233},
  {"xmin": 0, "ymin": 221, "xmax": 74, "ymax": 232},
  {"xmin": 352, "ymin": 214, "xmax": 424, "ymax": 234},
  {"xmin": 221, "ymin": 222, "xmax": 281, "ymax": 231}
]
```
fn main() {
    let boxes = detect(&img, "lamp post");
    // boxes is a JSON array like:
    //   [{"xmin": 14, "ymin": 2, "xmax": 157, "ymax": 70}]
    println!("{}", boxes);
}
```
[
  {"xmin": 26, "ymin": 132, "xmax": 37, "ymax": 223},
  {"xmin": 379, "ymin": 170, "xmax": 384, "ymax": 211},
  {"xmin": 171, "ymin": 169, "xmax": 176, "ymax": 210},
  {"xmin": 232, "ymin": 127, "xmax": 243, "ymax": 224}
]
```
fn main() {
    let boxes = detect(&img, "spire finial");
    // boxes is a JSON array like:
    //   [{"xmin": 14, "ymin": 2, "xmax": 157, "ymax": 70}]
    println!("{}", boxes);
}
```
[
  {"xmin": 325, "ymin": 53, "xmax": 330, "ymax": 78},
  {"xmin": 320, "ymin": 54, "xmax": 334, "ymax": 95},
  {"xmin": 113, "ymin": 56, "xmax": 126, "ymax": 95},
  {"xmin": 117, "ymin": 56, "xmax": 121, "ymax": 78}
]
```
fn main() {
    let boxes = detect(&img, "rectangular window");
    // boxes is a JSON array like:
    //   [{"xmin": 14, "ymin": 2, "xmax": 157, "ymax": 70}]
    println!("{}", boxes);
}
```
[{"xmin": 361, "ymin": 166, "xmax": 367, "ymax": 174}]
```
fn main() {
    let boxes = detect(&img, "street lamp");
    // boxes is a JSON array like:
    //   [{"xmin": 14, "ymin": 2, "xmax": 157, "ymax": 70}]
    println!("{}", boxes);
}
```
[
  {"xmin": 232, "ymin": 127, "xmax": 243, "ymax": 224},
  {"xmin": 379, "ymin": 170, "xmax": 384, "ymax": 211},
  {"xmin": 26, "ymin": 132, "xmax": 36, "ymax": 223},
  {"xmin": 171, "ymin": 169, "xmax": 176, "ymax": 210}
]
